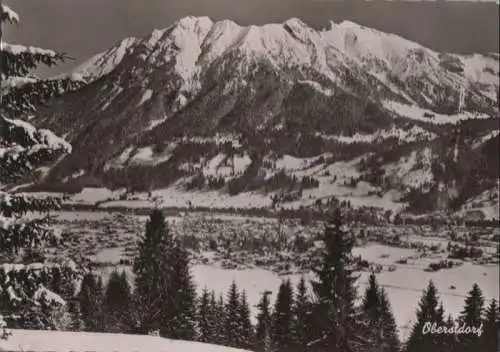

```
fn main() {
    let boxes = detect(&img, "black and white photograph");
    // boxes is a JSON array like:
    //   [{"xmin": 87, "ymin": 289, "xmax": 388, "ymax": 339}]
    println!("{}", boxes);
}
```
[{"xmin": 0, "ymin": 0, "xmax": 499, "ymax": 351}]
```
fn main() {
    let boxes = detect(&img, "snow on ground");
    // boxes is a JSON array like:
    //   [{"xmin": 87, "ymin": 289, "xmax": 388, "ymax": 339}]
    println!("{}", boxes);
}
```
[
  {"xmin": 137, "ymin": 89, "xmax": 154, "ymax": 106},
  {"xmin": 298, "ymin": 80, "xmax": 334, "ymax": 96},
  {"xmin": 68, "ymin": 37, "xmax": 137, "ymax": 82},
  {"xmin": 317, "ymin": 125, "xmax": 436, "ymax": 145},
  {"xmin": 2, "ymin": 329, "xmax": 251, "ymax": 352},
  {"xmin": 101, "ymin": 188, "xmax": 272, "ymax": 209},
  {"xmin": 383, "ymin": 148, "xmax": 434, "ymax": 191},
  {"xmin": 69, "ymin": 188, "xmax": 125, "ymax": 204},
  {"xmin": 193, "ymin": 250, "xmax": 498, "ymax": 341},
  {"xmin": 472, "ymin": 130, "xmax": 500, "ymax": 149},
  {"xmin": 458, "ymin": 187, "xmax": 500, "ymax": 220},
  {"xmin": 383, "ymin": 100, "xmax": 491, "ymax": 124}
]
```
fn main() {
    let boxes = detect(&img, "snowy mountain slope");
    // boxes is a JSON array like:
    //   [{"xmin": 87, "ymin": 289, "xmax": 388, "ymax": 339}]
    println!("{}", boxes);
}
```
[
  {"xmin": 29, "ymin": 17, "xmax": 499, "ymax": 216},
  {"xmin": 2, "ymin": 329, "xmax": 253, "ymax": 352},
  {"xmin": 67, "ymin": 37, "xmax": 138, "ymax": 83}
]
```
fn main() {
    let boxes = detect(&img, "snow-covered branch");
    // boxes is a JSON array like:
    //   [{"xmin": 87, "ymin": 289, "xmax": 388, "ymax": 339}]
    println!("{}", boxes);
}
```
[
  {"xmin": 1, "ymin": 41, "xmax": 67, "ymax": 78},
  {"xmin": 1, "ymin": 4, "xmax": 19, "ymax": 24}
]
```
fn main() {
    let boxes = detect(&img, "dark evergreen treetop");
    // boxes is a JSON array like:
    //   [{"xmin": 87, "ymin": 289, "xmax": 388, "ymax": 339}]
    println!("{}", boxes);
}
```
[{"xmin": 309, "ymin": 208, "xmax": 359, "ymax": 351}]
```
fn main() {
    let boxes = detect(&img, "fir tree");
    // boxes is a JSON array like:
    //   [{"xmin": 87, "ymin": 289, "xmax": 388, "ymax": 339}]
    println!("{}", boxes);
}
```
[
  {"xmin": 162, "ymin": 243, "xmax": 197, "ymax": 340},
  {"xmin": 197, "ymin": 287, "xmax": 213, "ymax": 343},
  {"xmin": 361, "ymin": 273, "xmax": 399, "ymax": 352},
  {"xmin": 457, "ymin": 283, "xmax": 485, "ymax": 352},
  {"xmin": 443, "ymin": 314, "xmax": 458, "ymax": 352},
  {"xmin": 224, "ymin": 280, "xmax": 241, "ymax": 347},
  {"xmin": 78, "ymin": 272, "xmax": 103, "ymax": 332},
  {"xmin": 255, "ymin": 290, "xmax": 273, "ymax": 352},
  {"xmin": 480, "ymin": 299, "xmax": 499, "ymax": 352},
  {"xmin": 309, "ymin": 208, "xmax": 359, "ymax": 351},
  {"xmin": 362, "ymin": 272, "xmax": 381, "ymax": 322},
  {"xmin": 213, "ymin": 292, "xmax": 226, "ymax": 345},
  {"xmin": 133, "ymin": 209, "xmax": 197, "ymax": 339},
  {"xmin": 238, "ymin": 290, "xmax": 254, "ymax": 350},
  {"xmin": 378, "ymin": 288, "xmax": 400, "ymax": 352},
  {"xmin": 293, "ymin": 276, "xmax": 312, "ymax": 350},
  {"xmin": 272, "ymin": 279, "xmax": 294, "ymax": 352},
  {"xmin": 102, "ymin": 270, "xmax": 134, "ymax": 332},
  {"xmin": 405, "ymin": 280, "xmax": 445, "ymax": 352},
  {"xmin": 1, "ymin": 3, "xmax": 78, "ymax": 333}
]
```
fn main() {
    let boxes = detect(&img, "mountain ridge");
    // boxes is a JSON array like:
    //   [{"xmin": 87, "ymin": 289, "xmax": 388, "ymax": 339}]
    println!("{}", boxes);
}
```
[{"xmin": 25, "ymin": 16, "xmax": 499, "ymax": 218}]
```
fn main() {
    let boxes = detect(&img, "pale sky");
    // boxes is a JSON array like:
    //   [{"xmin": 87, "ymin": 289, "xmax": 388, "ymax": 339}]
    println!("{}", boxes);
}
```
[{"xmin": 3, "ymin": 0, "xmax": 499, "ymax": 77}]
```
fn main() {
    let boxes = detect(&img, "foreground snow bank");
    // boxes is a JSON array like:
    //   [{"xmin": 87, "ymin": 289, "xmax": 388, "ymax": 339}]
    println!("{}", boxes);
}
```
[{"xmin": 2, "ymin": 329, "xmax": 252, "ymax": 352}]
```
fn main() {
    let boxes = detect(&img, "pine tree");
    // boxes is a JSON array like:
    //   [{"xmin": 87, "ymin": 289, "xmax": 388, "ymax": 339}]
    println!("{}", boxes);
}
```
[
  {"xmin": 309, "ymin": 208, "xmax": 359, "ymax": 351},
  {"xmin": 133, "ymin": 209, "xmax": 197, "ymax": 339},
  {"xmin": 457, "ymin": 283, "xmax": 485, "ymax": 352},
  {"xmin": 1, "ymin": 3, "xmax": 78, "ymax": 333},
  {"xmin": 362, "ymin": 272, "xmax": 381, "ymax": 323},
  {"xmin": 378, "ymin": 288, "xmax": 400, "ymax": 352},
  {"xmin": 293, "ymin": 276, "xmax": 312, "ymax": 350},
  {"xmin": 443, "ymin": 314, "xmax": 458, "ymax": 352},
  {"xmin": 224, "ymin": 280, "xmax": 241, "ymax": 347},
  {"xmin": 102, "ymin": 270, "xmax": 134, "ymax": 332},
  {"xmin": 78, "ymin": 272, "xmax": 103, "ymax": 332},
  {"xmin": 0, "ymin": 5, "xmax": 83, "ymax": 121},
  {"xmin": 238, "ymin": 290, "xmax": 254, "ymax": 349},
  {"xmin": 480, "ymin": 299, "xmax": 499, "ymax": 352},
  {"xmin": 255, "ymin": 290, "xmax": 273, "ymax": 352},
  {"xmin": 360, "ymin": 273, "xmax": 399, "ymax": 352},
  {"xmin": 197, "ymin": 287, "xmax": 213, "ymax": 343},
  {"xmin": 163, "ymin": 243, "xmax": 197, "ymax": 340},
  {"xmin": 213, "ymin": 292, "xmax": 226, "ymax": 345},
  {"xmin": 405, "ymin": 280, "xmax": 445, "ymax": 352},
  {"xmin": 272, "ymin": 279, "xmax": 294, "ymax": 352}
]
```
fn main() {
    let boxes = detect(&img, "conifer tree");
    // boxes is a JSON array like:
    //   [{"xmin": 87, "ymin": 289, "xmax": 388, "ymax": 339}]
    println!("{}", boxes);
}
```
[
  {"xmin": 361, "ymin": 273, "xmax": 399, "ymax": 352},
  {"xmin": 405, "ymin": 280, "xmax": 445, "ymax": 352},
  {"xmin": 78, "ymin": 272, "xmax": 103, "ymax": 332},
  {"xmin": 362, "ymin": 273, "xmax": 381, "ymax": 322},
  {"xmin": 102, "ymin": 270, "xmax": 134, "ymax": 332},
  {"xmin": 0, "ymin": 4, "xmax": 79, "ymax": 333},
  {"xmin": 197, "ymin": 287, "xmax": 213, "ymax": 343},
  {"xmin": 255, "ymin": 290, "xmax": 273, "ymax": 352},
  {"xmin": 67, "ymin": 296, "xmax": 83, "ymax": 331},
  {"xmin": 272, "ymin": 279, "xmax": 294, "ymax": 352},
  {"xmin": 224, "ymin": 280, "xmax": 241, "ymax": 347},
  {"xmin": 378, "ymin": 288, "xmax": 400, "ymax": 352},
  {"xmin": 309, "ymin": 208, "xmax": 359, "ymax": 351},
  {"xmin": 0, "ymin": 5, "xmax": 83, "ymax": 121},
  {"xmin": 163, "ymin": 243, "xmax": 197, "ymax": 340},
  {"xmin": 133, "ymin": 209, "xmax": 197, "ymax": 339},
  {"xmin": 480, "ymin": 299, "xmax": 499, "ymax": 352},
  {"xmin": 213, "ymin": 292, "xmax": 226, "ymax": 345},
  {"xmin": 457, "ymin": 283, "xmax": 485, "ymax": 352},
  {"xmin": 443, "ymin": 314, "xmax": 458, "ymax": 352},
  {"xmin": 293, "ymin": 276, "xmax": 312, "ymax": 350},
  {"xmin": 238, "ymin": 290, "xmax": 254, "ymax": 350}
]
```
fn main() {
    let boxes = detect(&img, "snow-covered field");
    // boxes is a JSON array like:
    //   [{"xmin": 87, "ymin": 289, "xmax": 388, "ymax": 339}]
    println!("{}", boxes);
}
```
[
  {"xmin": 192, "ymin": 245, "xmax": 498, "ymax": 340},
  {"xmin": 2, "ymin": 329, "xmax": 251, "ymax": 352}
]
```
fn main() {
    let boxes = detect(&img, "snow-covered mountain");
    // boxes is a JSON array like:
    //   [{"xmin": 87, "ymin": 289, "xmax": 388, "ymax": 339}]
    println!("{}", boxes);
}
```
[{"xmin": 30, "ymin": 17, "xmax": 499, "ymax": 217}]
